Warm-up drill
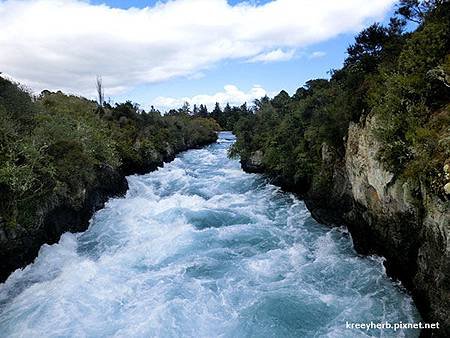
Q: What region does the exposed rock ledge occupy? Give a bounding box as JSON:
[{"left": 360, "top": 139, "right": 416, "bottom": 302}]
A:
[
  {"left": 0, "top": 136, "right": 217, "bottom": 283},
  {"left": 241, "top": 116, "right": 449, "bottom": 337}
]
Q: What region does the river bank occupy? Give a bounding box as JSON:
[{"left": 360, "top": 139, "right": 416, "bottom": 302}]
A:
[
  {"left": 0, "top": 132, "right": 420, "bottom": 337},
  {"left": 0, "top": 134, "right": 217, "bottom": 283},
  {"left": 239, "top": 116, "right": 450, "bottom": 337}
]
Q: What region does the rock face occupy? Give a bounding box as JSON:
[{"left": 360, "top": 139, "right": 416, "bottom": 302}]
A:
[
  {"left": 241, "top": 116, "right": 450, "bottom": 336},
  {"left": 0, "top": 165, "right": 128, "bottom": 283},
  {"left": 342, "top": 117, "right": 449, "bottom": 335},
  {"left": 241, "top": 150, "right": 265, "bottom": 173},
  {"left": 0, "top": 135, "right": 218, "bottom": 283}
]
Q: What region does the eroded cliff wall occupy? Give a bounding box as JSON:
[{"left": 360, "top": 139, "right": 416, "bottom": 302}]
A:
[
  {"left": 240, "top": 116, "right": 450, "bottom": 335},
  {"left": 341, "top": 116, "right": 449, "bottom": 333}
]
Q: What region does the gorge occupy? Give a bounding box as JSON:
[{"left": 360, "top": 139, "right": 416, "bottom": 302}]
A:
[
  {"left": 0, "top": 133, "right": 421, "bottom": 337},
  {"left": 0, "top": 0, "right": 449, "bottom": 336}
]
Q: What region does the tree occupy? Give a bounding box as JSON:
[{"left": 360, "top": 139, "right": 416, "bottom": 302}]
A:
[
  {"left": 210, "top": 102, "right": 223, "bottom": 126},
  {"left": 211, "top": 102, "right": 221, "bottom": 117},
  {"left": 192, "top": 104, "right": 199, "bottom": 116},
  {"left": 149, "top": 105, "right": 160, "bottom": 114},
  {"left": 292, "top": 87, "right": 309, "bottom": 101},
  {"left": 396, "top": 0, "right": 445, "bottom": 24},
  {"left": 345, "top": 23, "right": 392, "bottom": 71},
  {"left": 178, "top": 101, "right": 191, "bottom": 115},
  {"left": 198, "top": 104, "right": 208, "bottom": 117},
  {"left": 223, "top": 103, "right": 232, "bottom": 114},
  {"left": 254, "top": 96, "right": 270, "bottom": 110},
  {"left": 271, "top": 90, "right": 291, "bottom": 114},
  {"left": 166, "top": 109, "right": 178, "bottom": 116},
  {"left": 239, "top": 103, "right": 249, "bottom": 114},
  {"left": 96, "top": 75, "right": 104, "bottom": 107}
]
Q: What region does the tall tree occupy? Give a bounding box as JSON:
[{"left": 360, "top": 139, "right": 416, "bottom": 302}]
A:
[
  {"left": 96, "top": 75, "right": 104, "bottom": 107},
  {"left": 198, "top": 104, "right": 208, "bottom": 117},
  {"left": 178, "top": 101, "right": 191, "bottom": 115},
  {"left": 396, "top": 0, "right": 445, "bottom": 23},
  {"left": 192, "top": 104, "right": 199, "bottom": 116}
]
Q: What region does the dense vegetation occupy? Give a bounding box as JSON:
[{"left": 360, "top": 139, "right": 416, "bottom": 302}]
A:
[
  {"left": 165, "top": 101, "right": 254, "bottom": 131},
  {"left": 0, "top": 79, "right": 219, "bottom": 229},
  {"left": 229, "top": 0, "right": 450, "bottom": 196},
  {"left": 1, "top": 0, "right": 448, "bottom": 234}
]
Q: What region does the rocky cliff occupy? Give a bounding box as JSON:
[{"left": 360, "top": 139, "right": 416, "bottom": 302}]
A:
[
  {"left": 0, "top": 135, "right": 217, "bottom": 283},
  {"left": 342, "top": 116, "right": 449, "bottom": 335},
  {"left": 240, "top": 116, "right": 450, "bottom": 336}
]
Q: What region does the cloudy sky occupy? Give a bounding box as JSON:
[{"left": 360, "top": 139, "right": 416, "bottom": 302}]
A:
[{"left": 0, "top": 0, "right": 397, "bottom": 111}]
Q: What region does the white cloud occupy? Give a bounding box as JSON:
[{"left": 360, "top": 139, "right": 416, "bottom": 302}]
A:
[
  {"left": 0, "top": 0, "right": 395, "bottom": 97},
  {"left": 153, "top": 84, "right": 268, "bottom": 111},
  {"left": 309, "top": 51, "right": 327, "bottom": 59},
  {"left": 248, "top": 49, "right": 295, "bottom": 63}
]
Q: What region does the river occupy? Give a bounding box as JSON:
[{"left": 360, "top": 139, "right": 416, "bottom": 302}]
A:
[{"left": 0, "top": 132, "right": 420, "bottom": 337}]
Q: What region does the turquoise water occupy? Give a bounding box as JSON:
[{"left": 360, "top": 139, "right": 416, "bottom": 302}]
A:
[{"left": 0, "top": 132, "right": 419, "bottom": 337}]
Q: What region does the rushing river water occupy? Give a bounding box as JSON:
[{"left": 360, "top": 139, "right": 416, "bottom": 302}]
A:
[{"left": 0, "top": 132, "right": 420, "bottom": 337}]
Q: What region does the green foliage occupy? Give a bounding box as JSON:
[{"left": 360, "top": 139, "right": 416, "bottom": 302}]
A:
[
  {"left": 210, "top": 102, "right": 252, "bottom": 130},
  {"left": 0, "top": 77, "right": 39, "bottom": 128},
  {"left": 373, "top": 2, "right": 450, "bottom": 186},
  {"left": 0, "top": 79, "right": 218, "bottom": 228},
  {"left": 396, "top": 0, "right": 445, "bottom": 24},
  {"left": 231, "top": 1, "right": 450, "bottom": 196}
]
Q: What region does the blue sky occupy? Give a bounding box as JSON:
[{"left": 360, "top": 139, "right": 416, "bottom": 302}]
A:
[
  {"left": 113, "top": 32, "right": 356, "bottom": 107},
  {"left": 90, "top": 0, "right": 274, "bottom": 8},
  {"left": 0, "top": 0, "right": 398, "bottom": 111}
]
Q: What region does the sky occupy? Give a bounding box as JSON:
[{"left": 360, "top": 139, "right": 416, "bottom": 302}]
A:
[{"left": 0, "top": 0, "right": 398, "bottom": 111}]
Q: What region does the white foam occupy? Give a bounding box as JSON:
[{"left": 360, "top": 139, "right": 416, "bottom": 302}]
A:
[{"left": 0, "top": 132, "right": 421, "bottom": 337}]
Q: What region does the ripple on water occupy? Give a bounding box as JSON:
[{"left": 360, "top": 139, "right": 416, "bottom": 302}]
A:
[{"left": 0, "top": 132, "right": 420, "bottom": 338}]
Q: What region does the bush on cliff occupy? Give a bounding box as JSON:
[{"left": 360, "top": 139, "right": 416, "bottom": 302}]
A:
[
  {"left": 231, "top": 0, "right": 450, "bottom": 197},
  {"left": 0, "top": 77, "right": 218, "bottom": 228}
]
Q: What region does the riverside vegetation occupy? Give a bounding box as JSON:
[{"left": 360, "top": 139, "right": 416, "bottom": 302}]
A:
[
  {"left": 1, "top": 0, "right": 449, "bottom": 335},
  {"left": 0, "top": 78, "right": 219, "bottom": 281},
  {"left": 228, "top": 0, "right": 450, "bottom": 335},
  {"left": 231, "top": 1, "right": 450, "bottom": 195}
]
